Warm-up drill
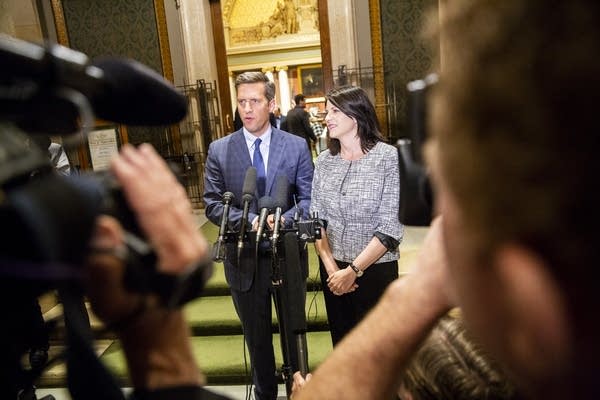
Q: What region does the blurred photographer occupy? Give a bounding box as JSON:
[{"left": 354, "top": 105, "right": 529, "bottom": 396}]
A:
[
  {"left": 84, "top": 143, "right": 229, "bottom": 400},
  {"left": 0, "top": 22, "right": 231, "bottom": 396}
]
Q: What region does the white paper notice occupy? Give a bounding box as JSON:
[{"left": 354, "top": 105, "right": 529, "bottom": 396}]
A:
[{"left": 88, "top": 128, "right": 119, "bottom": 171}]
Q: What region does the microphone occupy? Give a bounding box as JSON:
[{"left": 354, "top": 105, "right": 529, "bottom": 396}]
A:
[
  {"left": 271, "top": 175, "right": 289, "bottom": 247},
  {"left": 213, "top": 192, "right": 234, "bottom": 262},
  {"left": 0, "top": 34, "right": 187, "bottom": 132},
  {"left": 237, "top": 167, "right": 257, "bottom": 260},
  {"left": 255, "top": 195, "right": 275, "bottom": 247}
]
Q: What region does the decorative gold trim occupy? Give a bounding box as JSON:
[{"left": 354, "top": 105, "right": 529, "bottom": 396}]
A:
[
  {"left": 153, "top": 0, "right": 174, "bottom": 83},
  {"left": 50, "top": 0, "right": 69, "bottom": 46},
  {"left": 369, "top": 0, "right": 387, "bottom": 137},
  {"left": 153, "top": 0, "right": 181, "bottom": 153}
]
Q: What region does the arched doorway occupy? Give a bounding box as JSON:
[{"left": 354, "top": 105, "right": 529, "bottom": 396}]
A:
[{"left": 208, "top": 0, "right": 333, "bottom": 133}]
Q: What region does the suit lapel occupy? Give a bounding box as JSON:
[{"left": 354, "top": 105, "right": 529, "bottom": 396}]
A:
[
  {"left": 266, "top": 130, "right": 286, "bottom": 195},
  {"left": 228, "top": 130, "right": 251, "bottom": 169}
]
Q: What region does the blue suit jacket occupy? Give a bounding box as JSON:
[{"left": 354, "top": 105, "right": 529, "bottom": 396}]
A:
[{"left": 204, "top": 128, "right": 314, "bottom": 291}]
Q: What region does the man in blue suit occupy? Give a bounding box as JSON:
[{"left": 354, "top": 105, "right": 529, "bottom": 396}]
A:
[{"left": 204, "top": 71, "right": 314, "bottom": 400}]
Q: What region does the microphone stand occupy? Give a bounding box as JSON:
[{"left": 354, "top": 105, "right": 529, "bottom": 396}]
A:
[
  {"left": 213, "top": 192, "right": 234, "bottom": 262},
  {"left": 236, "top": 193, "right": 252, "bottom": 265},
  {"left": 270, "top": 229, "right": 309, "bottom": 398}
]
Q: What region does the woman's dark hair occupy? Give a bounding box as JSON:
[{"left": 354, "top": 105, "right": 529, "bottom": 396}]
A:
[{"left": 325, "top": 85, "right": 384, "bottom": 155}]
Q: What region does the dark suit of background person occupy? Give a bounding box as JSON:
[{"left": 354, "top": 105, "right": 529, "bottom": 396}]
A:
[
  {"left": 204, "top": 72, "right": 314, "bottom": 400},
  {"left": 281, "top": 94, "right": 316, "bottom": 155}
]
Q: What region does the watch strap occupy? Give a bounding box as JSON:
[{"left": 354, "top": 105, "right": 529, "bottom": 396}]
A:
[{"left": 349, "top": 262, "right": 363, "bottom": 276}]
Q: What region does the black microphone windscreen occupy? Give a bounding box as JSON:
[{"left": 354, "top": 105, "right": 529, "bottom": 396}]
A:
[
  {"left": 274, "top": 175, "right": 289, "bottom": 208},
  {"left": 258, "top": 195, "right": 275, "bottom": 211},
  {"left": 91, "top": 57, "right": 187, "bottom": 126},
  {"left": 13, "top": 94, "right": 80, "bottom": 134},
  {"left": 223, "top": 191, "right": 235, "bottom": 203},
  {"left": 242, "top": 167, "right": 257, "bottom": 197}
]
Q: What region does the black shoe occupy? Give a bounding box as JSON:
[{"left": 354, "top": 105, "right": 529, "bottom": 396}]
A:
[{"left": 29, "top": 349, "right": 49, "bottom": 371}]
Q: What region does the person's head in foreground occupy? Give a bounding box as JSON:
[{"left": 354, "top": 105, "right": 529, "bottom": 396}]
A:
[
  {"left": 426, "top": 0, "right": 600, "bottom": 397},
  {"left": 399, "top": 316, "right": 516, "bottom": 400}
]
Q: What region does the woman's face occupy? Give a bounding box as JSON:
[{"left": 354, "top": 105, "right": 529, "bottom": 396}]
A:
[{"left": 324, "top": 102, "right": 356, "bottom": 140}]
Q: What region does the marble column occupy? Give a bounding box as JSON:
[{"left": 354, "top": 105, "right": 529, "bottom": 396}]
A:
[
  {"left": 179, "top": 0, "right": 218, "bottom": 86},
  {"left": 277, "top": 66, "right": 291, "bottom": 115},
  {"left": 263, "top": 67, "right": 275, "bottom": 84}
]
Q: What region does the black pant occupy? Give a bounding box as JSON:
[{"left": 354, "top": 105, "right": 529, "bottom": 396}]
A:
[
  {"left": 230, "top": 254, "right": 278, "bottom": 400},
  {"left": 320, "top": 259, "right": 398, "bottom": 346}
]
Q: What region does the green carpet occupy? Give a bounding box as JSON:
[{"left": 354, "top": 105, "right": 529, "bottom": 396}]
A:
[
  {"left": 38, "top": 221, "right": 424, "bottom": 388},
  {"left": 96, "top": 219, "right": 333, "bottom": 386},
  {"left": 101, "top": 332, "right": 333, "bottom": 385}
]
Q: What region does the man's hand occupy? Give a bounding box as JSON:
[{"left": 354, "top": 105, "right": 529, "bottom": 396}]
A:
[
  {"left": 111, "top": 143, "right": 209, "bottom": 274},
  {"left": 291, "top": 371, "right": 312, "bottom": 398}
]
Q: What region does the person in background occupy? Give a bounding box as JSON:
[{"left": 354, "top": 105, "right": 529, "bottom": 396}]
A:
[
  {"left": 48, "top": 140, "right": 71, "bottom": 176},
  {"left": 233, "top": 108, "right": 243, "bottom": 132},
  {"left": 30, "top": 134, "right": 72, "bottom": 176},
  {"left": 309, "top": 113, "right": 324, "bottom": 154},
  {"left": 203, "top": 71, "right": 314, "bottom": 400},
  {"left": 273, "top": 106, "right": 285, "bottom": 130},
  {"left": 310, "top": 85, "right": 402, "bottom": 346},
  {"left": 281, "top": 94, "right": 317, "bottom": 155},
  {"left": 292, "top": 1, "right": 600, "bottom": 399}
]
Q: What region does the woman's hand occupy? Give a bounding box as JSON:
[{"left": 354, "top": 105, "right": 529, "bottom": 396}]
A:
[{"left": 327, "top": 267, "right": 358, "bottom": 295}]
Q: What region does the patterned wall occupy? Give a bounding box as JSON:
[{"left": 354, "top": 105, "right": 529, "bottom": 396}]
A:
[
  {"left": 61, "top": 0, "right": 162, "bottom": 73},
  {"left": 60, "top": 0, "right": 166, "bottom": 149},
  {"left": 380, "top": 0, "right": 438, "bottom": 141}
]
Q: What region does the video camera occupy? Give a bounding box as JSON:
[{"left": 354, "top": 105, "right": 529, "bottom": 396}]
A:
[
  {"left": 1, "top": 33, "right": 214, "bottom": 400},
  {"left": 1, "top": 31, "right": 215, "bottom": 394},
  {"left": 397, "top": 73, "right": 437, "bottom": 226},
  {"left": 0, "top": 34, "right": 210, "bottom": 305}
]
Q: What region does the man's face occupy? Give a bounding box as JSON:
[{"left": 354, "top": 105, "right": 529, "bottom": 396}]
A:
[{"left": 237, "top": 82, "right": 274, "bottom": 136}]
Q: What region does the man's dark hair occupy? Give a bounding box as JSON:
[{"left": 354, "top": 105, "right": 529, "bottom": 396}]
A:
[
  {"left": 294, "top": 94, "right": 306, "bottom": 104},
  {"left": 235, "top": 71, "right": 275, "bottom": 101}
]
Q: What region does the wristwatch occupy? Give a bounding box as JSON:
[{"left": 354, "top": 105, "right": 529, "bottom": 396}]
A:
[{"left": 349, "top": 262, "right": 363, "bottom": 277}]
